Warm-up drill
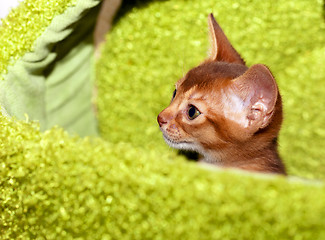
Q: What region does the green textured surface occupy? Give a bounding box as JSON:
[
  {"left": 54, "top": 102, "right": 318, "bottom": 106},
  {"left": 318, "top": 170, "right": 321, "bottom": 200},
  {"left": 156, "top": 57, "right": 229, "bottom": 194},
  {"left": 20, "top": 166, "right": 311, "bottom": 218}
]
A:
[
  {"left": 0, "top": 0, "right": 325, "bottom": 238},
  {"left": 0, "top": 0, "right": 100, "bottom": 136},
  {"left": 1, "top": 114, "right": 325, "bottom": 239},
  {"left": 0, "top": 0, "right": 77, "bottom": 78},
  {"left": 97, "top": 0, "right": 325, "bottom": 179}
]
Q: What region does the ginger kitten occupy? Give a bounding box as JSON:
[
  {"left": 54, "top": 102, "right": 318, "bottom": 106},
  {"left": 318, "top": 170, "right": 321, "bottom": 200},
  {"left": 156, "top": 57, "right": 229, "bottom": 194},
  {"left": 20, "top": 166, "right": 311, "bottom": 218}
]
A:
[{"left": 157, "top": 14, "right": 286, "bottom": 174}]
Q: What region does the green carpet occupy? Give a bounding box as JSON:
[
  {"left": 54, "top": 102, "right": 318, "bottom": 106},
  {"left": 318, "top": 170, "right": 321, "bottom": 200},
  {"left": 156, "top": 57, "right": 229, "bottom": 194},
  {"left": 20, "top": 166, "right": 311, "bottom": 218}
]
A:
[
  {"left": 1, "top": 0, "right": 325, "bottom": 238},
  {"left": 0, "top": 0, "right": 98, "bottom": 136}
]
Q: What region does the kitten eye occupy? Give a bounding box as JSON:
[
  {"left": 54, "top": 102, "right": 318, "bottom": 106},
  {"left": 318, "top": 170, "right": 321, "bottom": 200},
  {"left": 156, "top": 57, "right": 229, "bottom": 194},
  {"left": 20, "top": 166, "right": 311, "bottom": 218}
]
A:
[
  {"left": 187, "top": 105, "right": 201, "bottom": 120},
  {"left": 172, "top": 89, "right": 177, "bottom": 100}
]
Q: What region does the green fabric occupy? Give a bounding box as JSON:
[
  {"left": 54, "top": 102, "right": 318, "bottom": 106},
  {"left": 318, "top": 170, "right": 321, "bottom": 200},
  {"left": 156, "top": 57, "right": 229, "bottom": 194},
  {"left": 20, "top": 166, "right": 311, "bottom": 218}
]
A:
[
  {"left": 1, "top": 114, "right": 325, "bottom": 239},
  {"left": 1, "top": 0, "right": 325, "bottom": 238},
  {"left": 0, "top": 0, "right": 100, "bottom": 136},
  {"left": 43, "top": 4, "right": 99, "bottom": 136},
  {"left": 0, "top": 0, "right": 76, "bottom": 77}
]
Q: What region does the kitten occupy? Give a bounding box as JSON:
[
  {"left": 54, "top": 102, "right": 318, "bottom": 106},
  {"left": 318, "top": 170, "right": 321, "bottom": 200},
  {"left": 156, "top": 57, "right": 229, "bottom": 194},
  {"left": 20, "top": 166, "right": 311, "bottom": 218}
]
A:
[{"left": 157, "top": 14, "right": 286, "bottom": 174}]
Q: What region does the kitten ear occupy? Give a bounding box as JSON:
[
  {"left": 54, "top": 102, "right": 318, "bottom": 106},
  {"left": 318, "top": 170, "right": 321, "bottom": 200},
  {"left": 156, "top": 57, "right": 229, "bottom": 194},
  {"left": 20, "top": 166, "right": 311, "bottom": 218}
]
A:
[
  {"left": 208, "top": 13, "right": 245, "bottom": 65},
  {"left": 232, "top": 64, "right": 278, "bottom": 131}
]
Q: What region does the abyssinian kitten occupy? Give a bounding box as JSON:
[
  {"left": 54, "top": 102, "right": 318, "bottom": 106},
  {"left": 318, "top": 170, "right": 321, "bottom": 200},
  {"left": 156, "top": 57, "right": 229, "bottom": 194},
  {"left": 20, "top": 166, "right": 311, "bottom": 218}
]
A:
[{"left": 157, "top": 14, "right": 286, "bottom": 175}]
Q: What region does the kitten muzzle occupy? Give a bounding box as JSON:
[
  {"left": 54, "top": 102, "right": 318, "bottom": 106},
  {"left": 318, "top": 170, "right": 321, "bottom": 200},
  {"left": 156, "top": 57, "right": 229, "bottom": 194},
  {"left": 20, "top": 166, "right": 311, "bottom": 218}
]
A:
[{"left": 162, "top": 134, "right": 199, "bottom": 152}]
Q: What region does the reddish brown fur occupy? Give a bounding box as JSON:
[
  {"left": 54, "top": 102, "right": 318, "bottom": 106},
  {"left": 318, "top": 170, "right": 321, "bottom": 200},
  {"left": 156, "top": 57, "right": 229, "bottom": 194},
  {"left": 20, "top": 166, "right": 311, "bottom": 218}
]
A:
[{"left": 157, "top": 14, "right": 286, "bottom": 174}]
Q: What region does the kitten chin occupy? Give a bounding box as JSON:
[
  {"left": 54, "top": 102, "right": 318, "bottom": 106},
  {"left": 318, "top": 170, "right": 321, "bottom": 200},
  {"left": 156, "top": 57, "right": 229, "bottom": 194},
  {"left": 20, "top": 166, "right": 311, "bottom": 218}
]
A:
[
  {"left": 162, "top": 134, "right": 217, "bottom": 162},
  {"left": 163, "top": 134, "right": 223, "bottom": 164},
  {"left": 162, "top": 134, "right": 199, "bottom": 152}
]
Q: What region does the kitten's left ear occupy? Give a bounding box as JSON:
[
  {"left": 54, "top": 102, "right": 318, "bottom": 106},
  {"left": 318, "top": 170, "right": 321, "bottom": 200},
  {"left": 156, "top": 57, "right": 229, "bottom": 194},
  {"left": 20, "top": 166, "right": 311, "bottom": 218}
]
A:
[
  {"left": 208, "top": 14, "right": 245, "bottom": 65},
  {"left": 232, "top": 64, "right": 278, "bottom": 131}
]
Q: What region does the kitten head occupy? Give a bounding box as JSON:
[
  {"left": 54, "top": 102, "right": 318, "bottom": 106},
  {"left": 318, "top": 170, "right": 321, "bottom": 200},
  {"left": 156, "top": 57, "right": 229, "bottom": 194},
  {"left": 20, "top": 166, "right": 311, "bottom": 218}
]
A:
[{"left": 157, "top": 14, "right": 282, "bottom": 162}]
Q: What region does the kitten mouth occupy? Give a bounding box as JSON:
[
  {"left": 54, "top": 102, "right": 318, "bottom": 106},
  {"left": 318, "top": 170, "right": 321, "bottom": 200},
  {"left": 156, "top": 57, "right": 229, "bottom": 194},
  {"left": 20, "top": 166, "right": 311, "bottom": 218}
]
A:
[
  {"left": 162, "top": 134, "right": 197, "bottom": 151},
  {"left": 162, "top": 134, "right": 188, "bottom": 145}
]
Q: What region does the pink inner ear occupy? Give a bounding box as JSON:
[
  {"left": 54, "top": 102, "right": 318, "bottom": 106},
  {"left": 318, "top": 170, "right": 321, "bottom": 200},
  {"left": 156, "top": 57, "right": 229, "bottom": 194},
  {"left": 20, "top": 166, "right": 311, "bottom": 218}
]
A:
[
  {"left": 208, "top": 14, "right": 245, "bottom": 65},
  {"left": 233, "top": 64, "right": 278, "bottom": 114}
]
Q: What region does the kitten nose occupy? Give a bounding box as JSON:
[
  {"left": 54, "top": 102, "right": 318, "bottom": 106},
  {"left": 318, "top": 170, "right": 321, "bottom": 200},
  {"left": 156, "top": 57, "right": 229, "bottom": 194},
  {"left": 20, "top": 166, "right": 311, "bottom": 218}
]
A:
[{"left": 157, "top": 113, "right": 167, "bottom": 127}]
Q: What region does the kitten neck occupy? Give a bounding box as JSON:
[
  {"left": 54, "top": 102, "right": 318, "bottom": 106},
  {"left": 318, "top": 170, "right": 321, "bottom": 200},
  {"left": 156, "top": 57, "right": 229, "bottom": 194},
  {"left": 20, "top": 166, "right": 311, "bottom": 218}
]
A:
[{"left": 202, "top": 136, "right": 286, "bottom": 174}]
